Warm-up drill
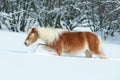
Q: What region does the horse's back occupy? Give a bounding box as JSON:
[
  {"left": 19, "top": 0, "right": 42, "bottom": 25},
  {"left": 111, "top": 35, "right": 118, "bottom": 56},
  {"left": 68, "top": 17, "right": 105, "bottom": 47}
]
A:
[{"left": 61, "top": 31, "right": 99, "bottom": 44}]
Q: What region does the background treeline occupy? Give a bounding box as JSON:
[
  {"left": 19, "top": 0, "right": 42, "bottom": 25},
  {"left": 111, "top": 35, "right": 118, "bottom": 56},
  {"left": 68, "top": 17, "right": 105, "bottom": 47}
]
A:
[{"left": 0, "top": 0, "right": 120, "bottom": 39}]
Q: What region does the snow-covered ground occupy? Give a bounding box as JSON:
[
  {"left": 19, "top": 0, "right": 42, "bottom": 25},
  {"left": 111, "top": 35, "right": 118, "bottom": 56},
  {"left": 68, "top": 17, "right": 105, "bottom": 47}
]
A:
[{"left": 0, "top": 31, "right": 120, "bottom": 80}]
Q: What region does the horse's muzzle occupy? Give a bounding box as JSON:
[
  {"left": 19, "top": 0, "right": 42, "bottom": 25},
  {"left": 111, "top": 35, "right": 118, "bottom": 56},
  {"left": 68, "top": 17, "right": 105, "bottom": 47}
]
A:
[{"left": 24, "top": 42, "right": 29, "bottom": 46}]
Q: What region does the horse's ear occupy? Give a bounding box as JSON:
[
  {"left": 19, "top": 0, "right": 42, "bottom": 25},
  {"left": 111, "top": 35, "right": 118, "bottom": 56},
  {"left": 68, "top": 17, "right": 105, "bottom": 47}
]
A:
[
  {"left": 32, "top": 27, "right": 38, "bottom": 32},
  {"left": 27, "top": 26, "right": 37, "bottom": 33}
]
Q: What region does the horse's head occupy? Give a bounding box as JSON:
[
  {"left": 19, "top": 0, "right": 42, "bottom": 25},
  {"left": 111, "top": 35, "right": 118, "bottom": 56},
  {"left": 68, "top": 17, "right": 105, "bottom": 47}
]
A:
[{"left": 24, "top": 27, "right": 39, "bottom": 46}]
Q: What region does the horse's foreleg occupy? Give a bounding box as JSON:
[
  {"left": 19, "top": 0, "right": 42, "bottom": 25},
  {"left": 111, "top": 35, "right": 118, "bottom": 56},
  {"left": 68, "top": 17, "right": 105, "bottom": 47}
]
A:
[
  {"left": 42, "top": 45, "right": 54, "bottom": 52},
  {"left": 34, "top": 43, "right": 46, "bottom": 53},
  {"left": 56, "top": 49, "right": 62, "bottom": 56}
]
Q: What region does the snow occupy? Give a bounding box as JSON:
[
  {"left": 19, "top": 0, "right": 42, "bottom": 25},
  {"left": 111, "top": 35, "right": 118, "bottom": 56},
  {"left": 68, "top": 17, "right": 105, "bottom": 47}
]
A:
[{"left": 0, "top": 31, "right": 120, "bottom": 80}]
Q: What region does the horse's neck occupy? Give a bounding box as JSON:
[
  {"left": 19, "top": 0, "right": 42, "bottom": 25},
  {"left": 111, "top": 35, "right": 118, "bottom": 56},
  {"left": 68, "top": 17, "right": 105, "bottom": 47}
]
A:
[{"left": 37, "top": 27, "right": 65, "bottom": 45}]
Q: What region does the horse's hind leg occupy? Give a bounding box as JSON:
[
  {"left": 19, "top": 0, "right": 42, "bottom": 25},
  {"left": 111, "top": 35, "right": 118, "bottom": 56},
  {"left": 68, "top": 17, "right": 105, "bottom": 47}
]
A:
[
  {"left": 85, "top": 49, "right": 106, "bottom": 59},
  {"left": 90, "top": 49, "right": 106, "bottom": 59},
  {"left": 85, "top": 50, "right": 92, "bottom": 58},
  {"left": 96, "top": 51, "right": 106, "bottom": 59}
]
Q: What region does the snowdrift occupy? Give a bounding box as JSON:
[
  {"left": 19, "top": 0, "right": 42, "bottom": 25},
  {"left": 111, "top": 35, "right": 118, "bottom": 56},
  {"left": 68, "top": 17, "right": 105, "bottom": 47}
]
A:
[{"left": 0, "top": 31, "right": 120, "bottom": 80}]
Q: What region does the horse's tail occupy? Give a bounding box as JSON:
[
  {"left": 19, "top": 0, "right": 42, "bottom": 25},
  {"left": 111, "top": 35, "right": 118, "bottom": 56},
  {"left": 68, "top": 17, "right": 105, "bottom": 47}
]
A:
[{"left": 85, "top": 32, "right": 106, "bottom": 59}]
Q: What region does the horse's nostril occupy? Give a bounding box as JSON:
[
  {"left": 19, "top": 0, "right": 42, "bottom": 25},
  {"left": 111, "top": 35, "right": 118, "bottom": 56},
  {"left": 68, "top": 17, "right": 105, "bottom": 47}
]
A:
[
  {"left": 24, "top": 42, "right": 26, "bottom": 45},
  {"left": 24, "top": 42, "right": 28, "bottom": 46}
]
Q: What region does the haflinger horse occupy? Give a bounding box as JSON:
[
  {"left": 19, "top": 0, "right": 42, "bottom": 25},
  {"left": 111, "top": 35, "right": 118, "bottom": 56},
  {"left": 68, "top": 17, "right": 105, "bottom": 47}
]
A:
[{"left": 24, "top": 27, "right": 106, "bottom": 59}]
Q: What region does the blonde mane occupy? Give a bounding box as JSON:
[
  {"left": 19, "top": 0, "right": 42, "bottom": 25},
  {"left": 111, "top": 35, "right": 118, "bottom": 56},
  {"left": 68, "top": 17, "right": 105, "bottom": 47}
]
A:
[{"left": 37, "top": 27, "right": 66, "bottom": 45}]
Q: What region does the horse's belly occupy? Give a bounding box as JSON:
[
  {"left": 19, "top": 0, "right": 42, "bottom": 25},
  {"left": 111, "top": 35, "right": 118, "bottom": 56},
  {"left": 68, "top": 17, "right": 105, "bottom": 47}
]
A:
[{"left": 63, "top": 46, "right": 85, "bottom": 54}]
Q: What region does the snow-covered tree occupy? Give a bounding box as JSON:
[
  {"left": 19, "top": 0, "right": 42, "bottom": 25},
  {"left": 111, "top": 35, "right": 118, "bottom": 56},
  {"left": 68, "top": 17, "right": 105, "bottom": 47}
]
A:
[{"left": 0, "top": 0, "right": 120, "bottom": 39}]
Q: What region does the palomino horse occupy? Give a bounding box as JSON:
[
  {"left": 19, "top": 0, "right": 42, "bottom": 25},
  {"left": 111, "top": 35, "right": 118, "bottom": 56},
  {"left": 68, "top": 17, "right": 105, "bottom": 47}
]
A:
[{"left": 24, "top": 27, "right": 106, "bottom": 59}]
